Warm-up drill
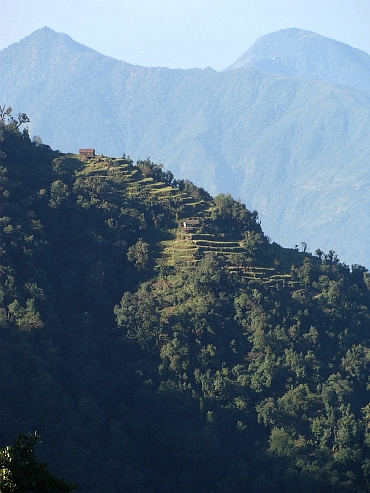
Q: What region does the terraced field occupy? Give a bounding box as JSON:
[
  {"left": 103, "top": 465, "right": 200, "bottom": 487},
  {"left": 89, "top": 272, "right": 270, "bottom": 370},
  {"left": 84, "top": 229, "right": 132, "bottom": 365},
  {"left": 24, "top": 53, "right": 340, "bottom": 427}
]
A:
[{"left": 76, "top": 154, "right": 300, "bottom": 288}]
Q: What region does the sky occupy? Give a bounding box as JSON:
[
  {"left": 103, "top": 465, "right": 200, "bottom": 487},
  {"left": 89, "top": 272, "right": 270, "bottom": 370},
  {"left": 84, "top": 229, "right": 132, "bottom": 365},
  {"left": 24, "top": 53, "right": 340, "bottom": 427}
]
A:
[{"left": 1, "top": 0, "right": 370, "bottom": 71}]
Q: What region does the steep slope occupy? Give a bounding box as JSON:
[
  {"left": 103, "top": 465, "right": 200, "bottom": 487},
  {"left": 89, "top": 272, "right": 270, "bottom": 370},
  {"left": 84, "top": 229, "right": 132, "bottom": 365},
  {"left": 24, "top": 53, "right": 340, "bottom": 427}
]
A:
[
  {"left": 2, "top": 28, "right": 370, "bottom": 266},
  {"left": 226, "top": 28, "right": 370, "bottom": 92},
  {"left": 2, "top": 121, "right": 370, "bottom": 493}
]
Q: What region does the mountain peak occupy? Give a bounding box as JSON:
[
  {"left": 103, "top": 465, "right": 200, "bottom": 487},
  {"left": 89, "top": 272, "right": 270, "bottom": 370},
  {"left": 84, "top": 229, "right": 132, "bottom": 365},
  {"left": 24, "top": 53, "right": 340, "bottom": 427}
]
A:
[
  {"left": 6, "top": 26, "right": 97, "bottom": 57},
  {"left": 33, "top": 26, "right": 55, "bottom": 34},
  {"left": 225, "top": 28, "right": 370, "bottom": 92}
]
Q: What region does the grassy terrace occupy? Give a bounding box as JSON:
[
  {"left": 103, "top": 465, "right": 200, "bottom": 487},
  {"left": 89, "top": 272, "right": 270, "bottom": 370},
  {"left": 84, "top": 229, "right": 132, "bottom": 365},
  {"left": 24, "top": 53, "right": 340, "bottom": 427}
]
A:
[{"left": 77, "top": 154, "right": 299, "bottom": 287}]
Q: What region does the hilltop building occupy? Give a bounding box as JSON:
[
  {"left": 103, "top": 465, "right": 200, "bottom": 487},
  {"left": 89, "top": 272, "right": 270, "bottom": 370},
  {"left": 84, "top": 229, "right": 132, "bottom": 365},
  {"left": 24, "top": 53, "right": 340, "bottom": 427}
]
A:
[{"left": 79, "top": 148, "right": 95, "bottom": 158}]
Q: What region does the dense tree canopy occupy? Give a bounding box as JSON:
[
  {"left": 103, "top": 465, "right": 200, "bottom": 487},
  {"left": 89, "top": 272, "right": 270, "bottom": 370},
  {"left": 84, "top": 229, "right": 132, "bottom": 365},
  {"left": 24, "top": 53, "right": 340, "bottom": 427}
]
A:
[
  {"left": 1, "top": 114, "right": 370, "bottom": 492},
  {"left": 0, "top": 433, "right": 78, "bottom": 493}
]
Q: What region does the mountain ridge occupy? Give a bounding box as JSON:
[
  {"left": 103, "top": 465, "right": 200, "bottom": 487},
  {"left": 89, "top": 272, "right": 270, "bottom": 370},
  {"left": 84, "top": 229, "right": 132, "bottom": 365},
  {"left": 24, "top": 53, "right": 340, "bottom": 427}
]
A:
[
  {"left": 1, "top": 28, "right": 370, "bottom": 266},
  {"left": 226, "top": 28, "right": 370, "bottom": 92}
]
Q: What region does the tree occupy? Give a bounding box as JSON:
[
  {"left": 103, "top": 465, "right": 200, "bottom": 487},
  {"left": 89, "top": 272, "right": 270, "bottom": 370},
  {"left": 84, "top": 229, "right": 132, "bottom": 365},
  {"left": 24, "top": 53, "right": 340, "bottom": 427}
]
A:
[
  {"left": 114, "top": 287, "right": 161, "bottom": 350},
  {"left": 268, "top": 427, "right": 293, "bottom": 458},
  {"left": 241, "top": 230, "right": 263, "bottom": 257},
  {"left": 0, "top": 433, "right": 78, "bottom": 493},
  {"left": 315, "top": 248, "right": 324, "bottom": 259},
  {"left": 0, "top": 105, "right": 12, "bottom": 122},
  {"left": 0, "top": 106, "right": 30, "bottom": 131},
  {"left": 127, "top": 239, "right": 149, "bottom": 270},
  {"left": 211, "top": 193, "right": 260, "bottom": 233},
  {"left": 325, "top": 249, "right": 339, "bottom": 264}
]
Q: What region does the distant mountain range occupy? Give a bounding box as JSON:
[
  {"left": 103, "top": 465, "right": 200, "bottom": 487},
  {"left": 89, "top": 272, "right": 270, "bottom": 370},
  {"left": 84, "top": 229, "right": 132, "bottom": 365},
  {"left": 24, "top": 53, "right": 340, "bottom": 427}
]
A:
[{"left": 1, "top": 27, "right": 370, "bottom": 266}]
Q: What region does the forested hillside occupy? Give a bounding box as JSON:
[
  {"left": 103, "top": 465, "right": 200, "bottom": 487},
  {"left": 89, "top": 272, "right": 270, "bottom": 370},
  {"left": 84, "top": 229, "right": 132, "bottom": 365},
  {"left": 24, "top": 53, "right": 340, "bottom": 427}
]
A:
[
  {"left": 2, "top": 28, "right": 370, "bottom": 266},
  {"left": 2, "top": 113, "right": 370, "bottom": 492}
]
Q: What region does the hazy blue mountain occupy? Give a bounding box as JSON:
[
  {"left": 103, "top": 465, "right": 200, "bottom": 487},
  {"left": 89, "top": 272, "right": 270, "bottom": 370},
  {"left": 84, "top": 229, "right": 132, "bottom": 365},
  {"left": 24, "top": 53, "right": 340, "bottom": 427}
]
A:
[
  {"left": 2, "top": 27, "right": 370, "bottom": 266},
  {"left": 226, "top": 28, "right": 370, "bottom": 92}
]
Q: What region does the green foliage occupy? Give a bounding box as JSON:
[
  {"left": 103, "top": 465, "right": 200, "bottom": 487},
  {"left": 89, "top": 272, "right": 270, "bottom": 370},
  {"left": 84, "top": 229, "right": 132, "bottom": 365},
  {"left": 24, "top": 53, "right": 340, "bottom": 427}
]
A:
[
  {"left": 0, "top": 105, "right": 30, "bottom": 132},
  {"left": 127, "top": 239, "right": 149, "bottom": 270},
  {"left": 0, "top": 433, "right": 78, "bottom": 493},
  {"left": 211, "top": 193, "right": 260, "bottom": 233},
  {"left": 2, "top": 126, "right": 370, "bottom": 492}
]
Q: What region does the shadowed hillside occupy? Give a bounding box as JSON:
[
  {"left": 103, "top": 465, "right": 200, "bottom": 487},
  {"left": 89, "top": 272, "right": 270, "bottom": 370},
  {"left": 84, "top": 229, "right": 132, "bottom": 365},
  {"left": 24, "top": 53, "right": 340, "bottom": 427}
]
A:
[{"left": 2, "top": 113, "right": 370, "bottom": 493}]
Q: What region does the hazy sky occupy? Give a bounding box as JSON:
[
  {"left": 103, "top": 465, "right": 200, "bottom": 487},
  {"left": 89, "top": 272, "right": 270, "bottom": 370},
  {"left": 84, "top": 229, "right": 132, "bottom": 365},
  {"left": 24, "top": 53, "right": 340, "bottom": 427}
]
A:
[{"left": 1, "top": 0, "right": 370, "bottom": 70}]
